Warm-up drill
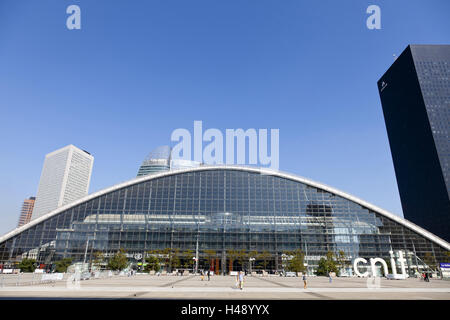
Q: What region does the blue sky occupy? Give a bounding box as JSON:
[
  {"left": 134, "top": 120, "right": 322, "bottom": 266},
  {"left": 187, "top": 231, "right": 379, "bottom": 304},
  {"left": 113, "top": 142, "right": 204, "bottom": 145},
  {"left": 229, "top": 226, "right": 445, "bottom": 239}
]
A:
[{"left": 0, "top": 0, "right": 449, "bottom": 235}]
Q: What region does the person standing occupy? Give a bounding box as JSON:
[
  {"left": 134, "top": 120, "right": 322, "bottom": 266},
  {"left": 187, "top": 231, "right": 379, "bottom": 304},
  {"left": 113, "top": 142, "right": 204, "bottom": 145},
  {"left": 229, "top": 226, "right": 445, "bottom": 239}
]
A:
[
  {"left": 239, "top": 271, "right": 244, "bottom": 290},
  {"left": 207, "top": 270, "right": 210, "bottom": 281},
  {"left": 328, "top": 273, "right": 332, "bottom": 283},
  {"left": 201, "top": 270, "right": 204, "bottom": 281},
  {"left": 303, "top": 274, "right": 307, "bottom": 289}
]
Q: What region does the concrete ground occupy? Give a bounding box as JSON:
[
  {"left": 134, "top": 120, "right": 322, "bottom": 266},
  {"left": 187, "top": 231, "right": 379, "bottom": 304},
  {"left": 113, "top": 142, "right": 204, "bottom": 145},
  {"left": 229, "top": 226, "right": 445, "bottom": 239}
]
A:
[{"left": 0, "top": 274, "right": 449, "bottom": 299}]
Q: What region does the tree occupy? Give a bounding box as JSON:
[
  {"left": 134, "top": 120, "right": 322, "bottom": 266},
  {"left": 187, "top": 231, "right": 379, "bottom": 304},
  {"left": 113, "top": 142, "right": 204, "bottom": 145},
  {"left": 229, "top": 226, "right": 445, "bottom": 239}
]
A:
[
  {"left": 18, "top": 258, "right": 36, "bottom": 272},
  {"left": 227, "top": 250, "right": 239, "bottom": 272},
  {"left": 93, "top": 251, "right": 105, "bottom": 269},
  {"left": 144, "top": 256, "right": 161, "bottom": 272},
  {"left": 159, "top": 248, "right": 172, "bottom": 270},
  {"left": 236, "top": 249, "right": 247, "bottom": 271},
  {"left": 107, "top": 249, "right": 128, "bottom": 271},
  {"left": 337, "top": 250, "right": 348, "bottom": 275},
  {"left": 55, "top": 258, "right": 72, "bottom": 273},
  {"left": 316, "top": 251, "right": 338, "bottom": 276},
  {"left": 445, "top": 251, "right": 450, "bottom": 263},
  {"left": 155, "top": 248, "right": 182, "bottom": 271},
  {"left": 249, "top": 250, "right": 259, "bottom": 258},
  {"left": 169, "top": 248, "right": 181, "bottom": 270},
  {"left": 286, "top": 249, "right": 306, "bottom": 273},
  {"left": 204, "top": 249, "right": 216, "bottom": 270},
  {"left": 182, "top": 250, "right": 194, "bottom": 269},
  {"left": 423, "top": 252, "right": 437, "bottom": 270},
  {"left": 257, "top": 251, "right": 272, "bottom": 271}
]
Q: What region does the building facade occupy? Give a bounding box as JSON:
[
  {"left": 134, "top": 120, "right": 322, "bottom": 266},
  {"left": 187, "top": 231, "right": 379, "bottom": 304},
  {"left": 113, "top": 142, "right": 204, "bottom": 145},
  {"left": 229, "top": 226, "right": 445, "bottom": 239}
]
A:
[
  {"left": 17, "top": 197, "right": 35, "bottom": 228},
  {"left": 137, "top": 146, "right": 201, "bottom": 177},
  {"left": 1, "top": 166, "right": 449, "bottom": 274},
  {"left": 378, "top": 45, "right": 450, "bottom": 242},
  {"left": 137, "top": 146, "right": 171, "bottom": 177},
  {"left": 32, "top": 145, "right": 94, "bottom": 220}
]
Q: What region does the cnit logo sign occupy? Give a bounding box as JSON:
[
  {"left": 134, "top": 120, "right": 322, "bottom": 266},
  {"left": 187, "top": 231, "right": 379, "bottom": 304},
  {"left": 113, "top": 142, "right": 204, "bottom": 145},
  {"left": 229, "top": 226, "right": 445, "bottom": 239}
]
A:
[{"left": 353, "top": 250, "right": 408, "bottom": 278}]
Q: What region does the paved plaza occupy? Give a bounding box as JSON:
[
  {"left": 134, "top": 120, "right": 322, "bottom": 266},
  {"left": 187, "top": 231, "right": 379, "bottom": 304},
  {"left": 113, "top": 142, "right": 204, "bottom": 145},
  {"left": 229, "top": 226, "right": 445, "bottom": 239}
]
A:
[{"left": 0, "top": 274, "right": 449, "bottom": 299}]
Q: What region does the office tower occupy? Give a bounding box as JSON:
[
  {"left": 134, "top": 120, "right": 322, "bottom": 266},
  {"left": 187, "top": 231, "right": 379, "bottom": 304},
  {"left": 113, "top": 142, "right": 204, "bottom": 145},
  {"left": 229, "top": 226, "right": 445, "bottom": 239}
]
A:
[
  {"left": 32, "top": 145, "right": 94, "bottom": 220},
  {"left": 137, "top": 146, "right": 202, "bottom": 177},
  {"left": 378, "top": 44, "right": 450, "bottom": 242},
  {"left": 170, "top": 159, "right": 201, "bottom": 171},
  {"left": 17, "top": 197, "right": 35, "bottom": 227},
  {"left": 137, "top": 146, "right": 171, "bottom": 177}
]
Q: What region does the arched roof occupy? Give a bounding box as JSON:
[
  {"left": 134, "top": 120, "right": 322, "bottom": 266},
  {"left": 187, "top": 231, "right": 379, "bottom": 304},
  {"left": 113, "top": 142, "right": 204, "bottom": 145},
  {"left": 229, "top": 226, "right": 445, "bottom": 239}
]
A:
[{"left": 1, "top": 166, "right": 449, "bottom": 251}]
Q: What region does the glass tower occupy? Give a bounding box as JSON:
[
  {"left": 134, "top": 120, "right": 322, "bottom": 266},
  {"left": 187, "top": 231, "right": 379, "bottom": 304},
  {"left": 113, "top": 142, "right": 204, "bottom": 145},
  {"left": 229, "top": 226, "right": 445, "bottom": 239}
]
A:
[
  {"left": 378, "top": 45, "right": 450, "bottom": 242},
  {"left": 137, "top": 146, "right": 171, "bottom": 177}
]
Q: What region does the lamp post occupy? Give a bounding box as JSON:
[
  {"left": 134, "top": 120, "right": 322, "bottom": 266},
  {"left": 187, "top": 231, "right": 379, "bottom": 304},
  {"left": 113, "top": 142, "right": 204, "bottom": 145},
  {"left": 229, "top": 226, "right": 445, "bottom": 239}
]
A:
[
  {"left": 304, "top": 241, "right": 309, "bottom": 275},
  {"left": 194, "top": 237, "right": 199, "bottom": 274},
  {"left": 83, "top": 238, "right": 90, "bottom": 265},
  {"left": 83, "top": 236, "right": 94, "bottom": 271},
  {"left": 249, "top": 257, "right": 255, "bottom": 275},
  {"left": 192, "top": 257, "right": 197, "bottom": 274}
]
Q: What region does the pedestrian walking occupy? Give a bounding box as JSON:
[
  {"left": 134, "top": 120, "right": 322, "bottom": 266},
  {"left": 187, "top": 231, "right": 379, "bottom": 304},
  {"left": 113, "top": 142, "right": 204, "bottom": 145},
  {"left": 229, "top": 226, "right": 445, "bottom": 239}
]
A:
[
  {"left": 303, "top": 274, "right": 307, "bottom": 289},
  {"left": 201, "top": 270, "right": 204, "bottom": 281},
  {"left": 328, "top": 273, "right": 332, "bottom": 283},
  {"left": 239, "top": 271, "right": 244, "bottom": 290},
  {"left": 207, "top": 270, "right": 210, "bottom": 281}
]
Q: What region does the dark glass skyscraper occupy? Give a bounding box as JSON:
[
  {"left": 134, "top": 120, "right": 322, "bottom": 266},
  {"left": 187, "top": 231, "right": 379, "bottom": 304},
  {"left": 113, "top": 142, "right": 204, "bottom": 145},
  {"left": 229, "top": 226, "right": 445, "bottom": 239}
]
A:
[{"left": 378, "top": 45, "right": 450, "bottom": 242}]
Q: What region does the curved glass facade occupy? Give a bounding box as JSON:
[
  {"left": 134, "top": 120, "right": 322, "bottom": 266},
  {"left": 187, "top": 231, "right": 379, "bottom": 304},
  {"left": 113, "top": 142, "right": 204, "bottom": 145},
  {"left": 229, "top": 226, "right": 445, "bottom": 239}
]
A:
[{"left": 0, "top": 168, "right": 448, "bottom": 273}]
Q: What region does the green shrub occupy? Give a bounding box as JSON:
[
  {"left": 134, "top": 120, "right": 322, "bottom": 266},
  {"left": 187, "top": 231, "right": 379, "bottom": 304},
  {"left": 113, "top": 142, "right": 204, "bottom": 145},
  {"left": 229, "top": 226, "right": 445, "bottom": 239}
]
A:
[
  {"left": 55, "top": 258, "right": 72, "bottom": 272},
  {"left": 108, "top": 250, "right": 128, "bottom": 271},
  {"left": 18, "top": 258, "right": 37, "bottom": 272},
  {"left": 144, "top": 256, "right": 160, "bottom": 272},
  {"left": 316, "top": 251, "right": 338, "bottom": 276}
]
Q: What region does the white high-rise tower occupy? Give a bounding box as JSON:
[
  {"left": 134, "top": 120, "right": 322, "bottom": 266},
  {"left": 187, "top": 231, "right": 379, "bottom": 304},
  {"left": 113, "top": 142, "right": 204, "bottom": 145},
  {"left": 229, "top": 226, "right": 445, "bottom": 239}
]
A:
[{"left": 32, "top": 145, "right": 94, "bottom": 220}]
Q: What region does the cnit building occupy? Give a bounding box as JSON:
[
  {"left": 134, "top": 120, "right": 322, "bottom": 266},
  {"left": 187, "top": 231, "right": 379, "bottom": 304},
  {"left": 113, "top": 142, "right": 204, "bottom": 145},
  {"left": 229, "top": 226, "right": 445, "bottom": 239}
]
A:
[{"left": 0, "top": 163, "right": 449, "bottom": 275}]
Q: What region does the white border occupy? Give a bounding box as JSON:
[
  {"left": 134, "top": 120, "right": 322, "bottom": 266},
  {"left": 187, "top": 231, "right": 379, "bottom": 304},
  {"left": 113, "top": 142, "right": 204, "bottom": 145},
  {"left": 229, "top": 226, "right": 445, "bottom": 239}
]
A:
[{"left": 1, "top": 166, "right": 449, "bottom": 251}]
